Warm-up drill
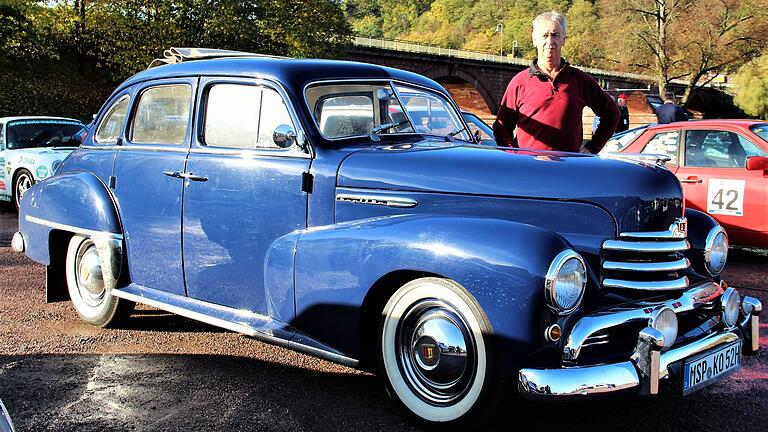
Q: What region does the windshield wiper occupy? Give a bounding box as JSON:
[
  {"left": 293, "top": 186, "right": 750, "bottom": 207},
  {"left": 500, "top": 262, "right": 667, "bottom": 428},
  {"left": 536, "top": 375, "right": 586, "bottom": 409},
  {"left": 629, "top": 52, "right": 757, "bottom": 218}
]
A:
[
  {"left": 444, "top": 127, "right": 467, "bottom": 143},
  {"left": 369, "top": 120, "right": 412, "bottom": 142}
]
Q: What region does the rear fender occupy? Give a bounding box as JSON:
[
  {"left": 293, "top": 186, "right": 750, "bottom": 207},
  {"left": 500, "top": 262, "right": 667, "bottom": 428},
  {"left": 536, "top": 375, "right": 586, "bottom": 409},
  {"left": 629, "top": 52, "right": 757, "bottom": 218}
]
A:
[
  {"left": 292, "top": 215, "right": 581, "bottom": 369},
  {"left": 18, "top": 171, "right": 123, "bottom": 301}
]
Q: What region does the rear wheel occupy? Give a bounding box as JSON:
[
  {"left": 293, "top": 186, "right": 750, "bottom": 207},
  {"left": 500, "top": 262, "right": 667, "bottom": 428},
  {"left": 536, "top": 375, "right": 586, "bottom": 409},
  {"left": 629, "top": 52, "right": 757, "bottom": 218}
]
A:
[
  {"left": 66, "top": 235, "right": 133, "bottom": 327},
  {"left": 13, "top": 169, "right": 34, "bottom": 211},
  {"left": 378, "top": 277, "right": 502, "bottom": 426}
]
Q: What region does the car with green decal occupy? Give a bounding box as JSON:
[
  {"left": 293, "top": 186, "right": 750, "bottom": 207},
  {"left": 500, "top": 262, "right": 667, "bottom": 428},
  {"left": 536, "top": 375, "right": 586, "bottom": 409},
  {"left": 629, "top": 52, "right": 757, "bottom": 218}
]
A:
[{"left": 0, "top": 117, "right": 86, "bottom": 209}]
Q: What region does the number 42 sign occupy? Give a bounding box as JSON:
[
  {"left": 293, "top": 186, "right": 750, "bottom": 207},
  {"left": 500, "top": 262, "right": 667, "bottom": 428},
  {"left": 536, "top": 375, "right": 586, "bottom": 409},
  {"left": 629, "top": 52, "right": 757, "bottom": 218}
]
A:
[{"left": 707, "top": 179, "right": 745, "bottom": 216}]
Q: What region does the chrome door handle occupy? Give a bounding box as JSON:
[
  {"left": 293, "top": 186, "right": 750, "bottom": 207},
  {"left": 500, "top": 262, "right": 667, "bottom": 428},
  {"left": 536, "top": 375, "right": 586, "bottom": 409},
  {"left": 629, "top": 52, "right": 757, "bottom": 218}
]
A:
[
  {"left": 163, "top": 171, "right": 183, "bottom": 178},
  {"left": 679, "top": 178, "right": 703, "bottom": 184},
  {"left": 178, "top": 172, "right": 208, "bottom": 182}
]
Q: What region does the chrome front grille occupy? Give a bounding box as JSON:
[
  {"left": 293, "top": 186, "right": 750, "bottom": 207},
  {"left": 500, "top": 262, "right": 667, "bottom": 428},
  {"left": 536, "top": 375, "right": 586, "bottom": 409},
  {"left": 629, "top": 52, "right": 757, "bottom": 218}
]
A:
[{"left": 601, "top": 218, "right": 691, "bottom": 291}]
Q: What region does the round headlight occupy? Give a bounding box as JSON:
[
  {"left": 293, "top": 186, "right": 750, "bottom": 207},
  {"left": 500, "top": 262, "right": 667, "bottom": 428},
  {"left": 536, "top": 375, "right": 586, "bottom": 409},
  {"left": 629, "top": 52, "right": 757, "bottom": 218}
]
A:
[
  {"left": 545, "top": 250, "right": 587, "bottom": 315},
  {"left": 649, "top": 307, "right": 678, "bottom": 350},
  {"left": 705, "top": 227, "right": 728, "bottom": 276},
  {"left": 721, "top": 287, "right": 741, "bottom": 328}
]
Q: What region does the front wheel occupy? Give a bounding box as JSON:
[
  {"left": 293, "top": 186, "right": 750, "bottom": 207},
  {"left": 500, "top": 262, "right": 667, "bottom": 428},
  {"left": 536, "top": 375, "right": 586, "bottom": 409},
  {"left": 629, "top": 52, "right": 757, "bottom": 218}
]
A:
[
  {"left": 13, "top": 169, "right": 34, "bottom": 211},
  {"left": 378, "top": 277, "right": 502, "bottom": 426},
  {"left": 66, "top": 235, "right": 133, "bottom": 327}
]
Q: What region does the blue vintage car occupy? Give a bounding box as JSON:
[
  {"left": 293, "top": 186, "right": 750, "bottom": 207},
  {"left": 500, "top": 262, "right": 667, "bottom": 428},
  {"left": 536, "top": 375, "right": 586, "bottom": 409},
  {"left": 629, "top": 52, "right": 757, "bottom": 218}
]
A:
[{"left": 12, "top": 49, "right": 762, "bottom": 426}]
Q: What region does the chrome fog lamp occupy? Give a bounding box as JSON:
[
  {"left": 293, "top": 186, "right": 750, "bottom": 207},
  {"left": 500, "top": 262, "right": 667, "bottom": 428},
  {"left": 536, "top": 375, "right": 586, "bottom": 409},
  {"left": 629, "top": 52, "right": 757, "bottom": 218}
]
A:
[
  {"left": 721, "top": 287, "right": 741, "bottom": 328},
  {"left": 649, "top": 307, "right": 678, "bottom": 350},
  {"left": 705, "top": 227, "right": 728, "bottom": 276},
  {"left": 545, "top": 250, "right": 587, "bottom": 315}
]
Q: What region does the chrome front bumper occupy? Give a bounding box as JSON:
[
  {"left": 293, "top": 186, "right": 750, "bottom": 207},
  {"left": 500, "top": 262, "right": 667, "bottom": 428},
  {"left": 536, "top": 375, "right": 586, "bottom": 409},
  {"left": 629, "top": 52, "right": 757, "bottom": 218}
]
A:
[{"left": 518, "top": 294, "right": 762, "bottom": 400}]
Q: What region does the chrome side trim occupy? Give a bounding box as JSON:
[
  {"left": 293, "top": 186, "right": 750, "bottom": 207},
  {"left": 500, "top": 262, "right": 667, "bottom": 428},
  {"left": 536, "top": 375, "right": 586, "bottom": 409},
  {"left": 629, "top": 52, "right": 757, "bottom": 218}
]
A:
[
  {"left": 336, "top": 193, "right": 417, "bottom": 208},
  {"left": 25, "top": 216, "right": 123, "bottom": 240},
  {"left": 619, "top": 217, "right": 687, "bottom": 239},
  {"left": 519, "top": 330, "right": 739, "bottom": 399},
  {"left": 602, "top": 239, "right": 690, "bottom": 252},
  {"left": 602, "top": 276, "right": 689, "bottom": 291},
  {"left": 563, "top": 281, "right": 723, "bottom": 361},
  {"left": 112, "top": 284, "right": 359, "bottom": 367},
  {"left": 603, "top": 258, "right": 689, "bottom": 272}
]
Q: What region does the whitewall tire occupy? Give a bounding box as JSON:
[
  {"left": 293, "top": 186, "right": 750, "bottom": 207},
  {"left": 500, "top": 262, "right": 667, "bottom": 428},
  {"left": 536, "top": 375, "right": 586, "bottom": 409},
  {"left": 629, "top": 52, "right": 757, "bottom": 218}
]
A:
[
  {"left": 379, "top": 277, "right": 501, "bottom": 425},
  {"left": 66, "top": 235, "right": 132, "bottom": 327}
]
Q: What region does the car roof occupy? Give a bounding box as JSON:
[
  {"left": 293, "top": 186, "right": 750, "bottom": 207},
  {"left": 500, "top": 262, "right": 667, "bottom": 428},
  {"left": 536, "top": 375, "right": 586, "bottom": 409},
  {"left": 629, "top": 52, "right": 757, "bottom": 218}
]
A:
[
  {"left": 119, "top": 57, "right": 445, "bottom": 96},
  {"left": 646, "top": 119, "right": 766, "bottom": 131},
  {"left": 0, "top": 116, "right": 84, "bottom": 123}
]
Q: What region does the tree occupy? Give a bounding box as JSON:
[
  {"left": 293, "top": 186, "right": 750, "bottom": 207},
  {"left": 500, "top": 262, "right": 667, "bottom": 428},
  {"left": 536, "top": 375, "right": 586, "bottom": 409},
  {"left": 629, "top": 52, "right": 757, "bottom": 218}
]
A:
[
  {"left": 675, "top": 0, "right": 768, "bottom": 103},
  {"left": 733, "top": 54, "right": 768, "bottom": 119},
  {"left": 564, "top": 0, "right": 603, "bottom": 67},
  {"left": 603, "top": 0, "right": 696, "bottom": 99}
]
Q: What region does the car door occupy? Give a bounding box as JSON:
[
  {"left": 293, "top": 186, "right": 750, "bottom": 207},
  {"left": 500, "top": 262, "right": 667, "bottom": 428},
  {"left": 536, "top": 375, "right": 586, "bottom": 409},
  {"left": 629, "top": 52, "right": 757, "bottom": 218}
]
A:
[
  {"left": 675, "top": 127, "right": 768, "bottom": 243},
  {"left": 182, "top": 77, "right": 311, "bottom": 318},
  {"left": 112, "top": 78, "right": 196, "bottom": 296}
]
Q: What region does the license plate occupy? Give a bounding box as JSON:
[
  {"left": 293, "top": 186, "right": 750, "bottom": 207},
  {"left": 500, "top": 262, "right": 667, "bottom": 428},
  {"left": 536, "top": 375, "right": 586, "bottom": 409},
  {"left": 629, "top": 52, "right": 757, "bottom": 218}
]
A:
[{"left": 683, "top": 341, "right": 741, "bottom": 395}]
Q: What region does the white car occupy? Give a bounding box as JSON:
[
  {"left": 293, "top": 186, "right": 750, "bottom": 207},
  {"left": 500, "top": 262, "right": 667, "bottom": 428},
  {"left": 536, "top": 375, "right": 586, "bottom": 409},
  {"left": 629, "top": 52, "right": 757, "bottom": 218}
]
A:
[{"left": 0, "top": 116, "right": 86, "bottom": 209}]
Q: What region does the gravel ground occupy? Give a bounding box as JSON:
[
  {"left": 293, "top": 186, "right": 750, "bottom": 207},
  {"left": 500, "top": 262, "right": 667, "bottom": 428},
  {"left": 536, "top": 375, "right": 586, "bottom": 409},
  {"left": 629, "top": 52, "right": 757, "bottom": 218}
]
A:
[{"left": 0, "top": 204, "right": 766, "bottom": 431}]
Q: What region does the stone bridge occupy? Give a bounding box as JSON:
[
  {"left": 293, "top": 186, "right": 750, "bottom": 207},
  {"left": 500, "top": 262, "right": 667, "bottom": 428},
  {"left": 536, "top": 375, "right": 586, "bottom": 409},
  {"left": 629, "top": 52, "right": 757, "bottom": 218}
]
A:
[{"left": 345, "top": 37, "right": 688, "bottom": 126}]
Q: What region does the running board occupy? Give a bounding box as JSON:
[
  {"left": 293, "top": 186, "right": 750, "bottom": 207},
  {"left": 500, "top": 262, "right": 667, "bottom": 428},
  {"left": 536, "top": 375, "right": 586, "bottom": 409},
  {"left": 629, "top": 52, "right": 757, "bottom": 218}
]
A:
[{"left": 112, "top": 284, "right": 359, "bottom": 367}]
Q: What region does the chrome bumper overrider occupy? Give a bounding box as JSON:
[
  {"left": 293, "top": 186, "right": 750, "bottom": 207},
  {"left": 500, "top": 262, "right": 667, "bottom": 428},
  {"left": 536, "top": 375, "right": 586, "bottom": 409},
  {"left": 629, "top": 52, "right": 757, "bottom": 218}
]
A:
[{"left": 518, "top": 293, "right": 762, "bottom": 400}]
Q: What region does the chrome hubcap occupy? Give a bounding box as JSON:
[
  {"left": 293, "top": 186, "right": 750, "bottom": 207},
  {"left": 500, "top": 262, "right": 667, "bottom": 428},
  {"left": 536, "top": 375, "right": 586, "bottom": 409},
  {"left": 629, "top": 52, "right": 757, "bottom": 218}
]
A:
[
  {"left": 75, "top": 240, "right": 105, "bottom": 306},
  {"left": 397, "top": 299, "right": 476, "bottom": 406}
]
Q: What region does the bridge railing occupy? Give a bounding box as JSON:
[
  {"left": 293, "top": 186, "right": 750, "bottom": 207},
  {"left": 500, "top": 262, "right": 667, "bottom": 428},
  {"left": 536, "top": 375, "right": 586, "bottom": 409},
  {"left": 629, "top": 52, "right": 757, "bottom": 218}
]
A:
[{"left": 353, "top": 36, "right": 671, "bottom": 84}]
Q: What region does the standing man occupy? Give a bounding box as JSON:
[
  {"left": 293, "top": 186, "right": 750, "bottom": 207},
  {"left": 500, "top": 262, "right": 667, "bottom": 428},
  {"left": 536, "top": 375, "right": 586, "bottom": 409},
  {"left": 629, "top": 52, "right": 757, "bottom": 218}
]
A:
[
  {"left": 656, "top": 94, "right": 688, "bottom": 123},
  {"left": 616, "top": 93, "right": 630, "bottom": 132},
  {"left": 493, "top": 11, "right": 619, "bottom": 153}
]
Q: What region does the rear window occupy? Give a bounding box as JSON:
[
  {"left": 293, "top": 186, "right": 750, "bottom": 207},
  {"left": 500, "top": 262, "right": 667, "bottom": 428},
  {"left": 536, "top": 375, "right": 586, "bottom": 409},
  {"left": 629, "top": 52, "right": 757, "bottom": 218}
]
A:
[
  {"left": 6, "top": 119, "right": 85, "bottom": 150},
  {"left": 750, "top": 124, "right": 768, "bottom": 143}
]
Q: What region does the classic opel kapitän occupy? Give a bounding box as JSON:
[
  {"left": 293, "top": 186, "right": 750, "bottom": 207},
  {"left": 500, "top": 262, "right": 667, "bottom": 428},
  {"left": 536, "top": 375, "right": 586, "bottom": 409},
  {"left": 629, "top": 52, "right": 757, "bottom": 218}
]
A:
[{"left": 13, "top": 48, "right": 762, "bottom": 426}]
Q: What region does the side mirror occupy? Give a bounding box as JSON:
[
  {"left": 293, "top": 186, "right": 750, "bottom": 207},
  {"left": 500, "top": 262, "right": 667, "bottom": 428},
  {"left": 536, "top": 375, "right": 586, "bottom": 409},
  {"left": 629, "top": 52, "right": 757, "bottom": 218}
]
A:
[
  {"left": 746, "top": 156, "right": 768, "bottom": 171},
  {"left": 273, "top": 124, "right": 297, "bottom": 148}
]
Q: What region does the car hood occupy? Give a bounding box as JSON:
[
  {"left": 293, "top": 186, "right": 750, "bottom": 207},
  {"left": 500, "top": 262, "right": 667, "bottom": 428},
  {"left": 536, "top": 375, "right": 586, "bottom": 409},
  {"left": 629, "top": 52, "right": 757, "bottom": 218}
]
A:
[{"left": 337, "top": 142, "right": 684, "bottom": 233}]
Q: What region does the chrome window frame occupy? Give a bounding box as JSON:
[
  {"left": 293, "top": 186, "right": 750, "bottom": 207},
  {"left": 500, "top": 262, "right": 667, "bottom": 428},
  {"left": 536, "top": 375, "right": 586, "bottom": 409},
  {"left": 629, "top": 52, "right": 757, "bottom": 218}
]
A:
[
  {"left": 302, "top": 78, "right": 473, "bottom": 143},
  {"left": 128, "top": 82, "right": 194, "bottom": 147},
  {"left": 93, "top": 94, "right": 131, "bottom": 145}
]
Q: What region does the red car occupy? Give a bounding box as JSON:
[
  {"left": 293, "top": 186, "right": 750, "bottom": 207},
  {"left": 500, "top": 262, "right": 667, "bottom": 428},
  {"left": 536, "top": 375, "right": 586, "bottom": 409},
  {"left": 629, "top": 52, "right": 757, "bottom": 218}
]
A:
[{"left": 604, "top": 120, "right": 768, "bottom": 248}]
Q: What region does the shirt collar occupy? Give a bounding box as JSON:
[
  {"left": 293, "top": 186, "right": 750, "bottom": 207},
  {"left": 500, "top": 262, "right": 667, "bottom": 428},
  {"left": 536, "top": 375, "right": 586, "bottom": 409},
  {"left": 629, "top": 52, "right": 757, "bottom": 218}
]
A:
[{"left": 528, "top": 58, "right": 569, "bottom": 80}]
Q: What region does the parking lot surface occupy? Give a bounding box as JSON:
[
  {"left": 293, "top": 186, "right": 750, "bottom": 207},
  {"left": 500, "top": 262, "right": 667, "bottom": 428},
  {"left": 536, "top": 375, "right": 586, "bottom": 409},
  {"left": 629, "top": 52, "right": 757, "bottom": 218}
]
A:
[{"left": 1, "top": 205, "right": 766, "bottom": 431}]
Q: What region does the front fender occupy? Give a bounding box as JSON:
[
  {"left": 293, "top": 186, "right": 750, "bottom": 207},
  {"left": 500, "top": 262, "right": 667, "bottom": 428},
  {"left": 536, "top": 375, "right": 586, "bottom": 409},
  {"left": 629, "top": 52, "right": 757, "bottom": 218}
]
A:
[
  {"left": 291, "top": 215, "right": 579, "bottom": 366},
  {"left": 19, "top": 171, "right": 121, "bottom": 265},
  {"left": 684, "top": 208, "right": 721, "bottom": 277}
]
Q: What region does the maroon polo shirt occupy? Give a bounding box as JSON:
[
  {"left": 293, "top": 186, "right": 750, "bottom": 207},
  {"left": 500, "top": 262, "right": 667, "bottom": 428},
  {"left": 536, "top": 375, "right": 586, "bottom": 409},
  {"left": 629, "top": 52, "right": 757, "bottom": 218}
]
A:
[{"left": 493, "top": 59, "right": 619, "bottom": 153}]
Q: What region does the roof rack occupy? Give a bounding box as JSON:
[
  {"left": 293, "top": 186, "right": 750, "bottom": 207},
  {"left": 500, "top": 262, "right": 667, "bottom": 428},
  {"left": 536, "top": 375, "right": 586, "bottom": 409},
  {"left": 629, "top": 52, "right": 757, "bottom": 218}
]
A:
[{"left": 147, "top": 47, "right": 286, "bottom": 69}]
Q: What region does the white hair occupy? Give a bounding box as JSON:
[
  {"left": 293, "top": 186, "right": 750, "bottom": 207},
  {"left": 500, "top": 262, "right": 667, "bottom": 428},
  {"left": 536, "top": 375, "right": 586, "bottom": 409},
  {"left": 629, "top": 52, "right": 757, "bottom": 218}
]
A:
[{"left": 533, "top": 11, "right": 566, "bottom": 37}]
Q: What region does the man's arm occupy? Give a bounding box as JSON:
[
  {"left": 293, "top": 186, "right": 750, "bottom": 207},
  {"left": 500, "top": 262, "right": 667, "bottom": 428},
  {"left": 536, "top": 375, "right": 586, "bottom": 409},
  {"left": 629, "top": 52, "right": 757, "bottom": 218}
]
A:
[
  {"left": 492, "top": 82, "right": 519, "bottom": 148},
  {"left": 583, "top": 75, "right": 620, "bottom": 153}
]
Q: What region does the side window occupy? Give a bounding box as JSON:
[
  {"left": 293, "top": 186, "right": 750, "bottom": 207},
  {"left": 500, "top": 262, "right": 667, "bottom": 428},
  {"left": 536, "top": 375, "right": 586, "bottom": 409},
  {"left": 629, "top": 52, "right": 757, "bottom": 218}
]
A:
[
  {"left": 204, "top": 83, "right": 295, "bottom": 149},
  {"left": 131, "top": 84, "right": 191, "bottom": 145},
  {"left": 0, "top": 123, "right": 4, "bottom": 149},
  {"left": 685, "top": 130, "right": 737, "bottom": 168},
  {"left": 257, "top": 87, "right": 294, "bottom": 148},
  {"left": 736, "top": 135, "right": 767, "bottom": 166},
  {"left": 95, "top": 95, "right": 130, "bottom": 144},
  {"left": 641, "top": 131, "right": 679, "bottom": 165}
]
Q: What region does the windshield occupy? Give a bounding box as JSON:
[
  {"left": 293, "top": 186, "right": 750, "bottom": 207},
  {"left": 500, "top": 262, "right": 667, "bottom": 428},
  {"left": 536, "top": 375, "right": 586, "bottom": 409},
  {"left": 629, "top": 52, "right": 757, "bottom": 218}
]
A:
[
  {"left": 306, "top": 82, "right": 470, "bottom": 141},
  {"left": 750, "top": 124, "right": 768, "bottom": 143},
  {"left": 600, "top": 125, "right": 648, "bottom": 153},
  {"left": 6, "top": 119, "right": 85, "bottom": 150}
]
